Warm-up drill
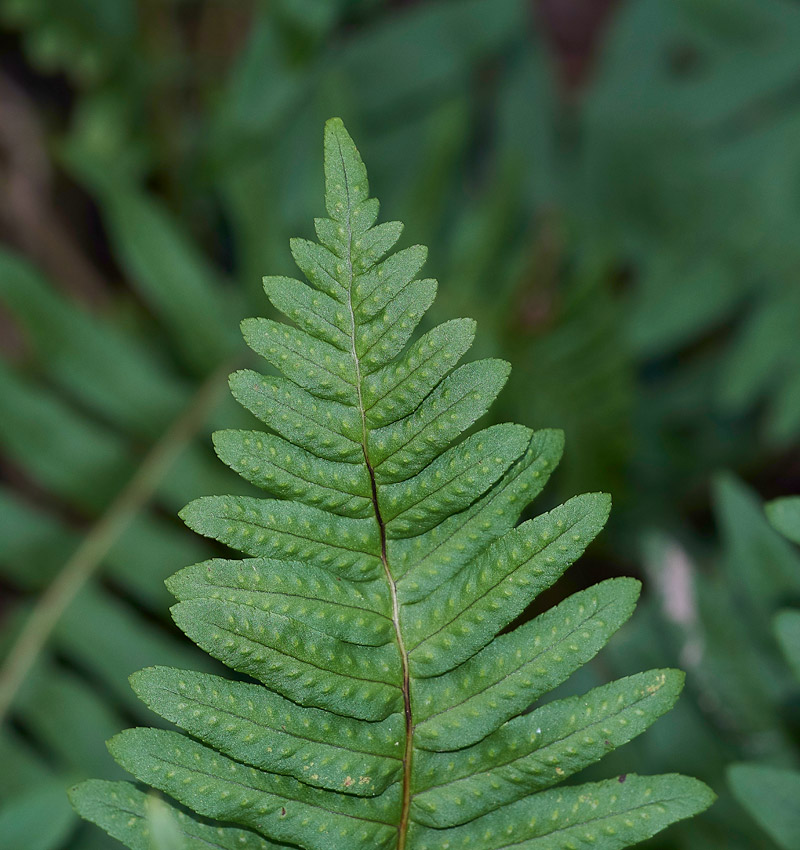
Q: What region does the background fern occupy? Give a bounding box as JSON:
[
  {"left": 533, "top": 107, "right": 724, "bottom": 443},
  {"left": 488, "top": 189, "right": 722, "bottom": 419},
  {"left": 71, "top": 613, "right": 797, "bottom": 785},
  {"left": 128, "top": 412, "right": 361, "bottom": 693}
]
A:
[
  {"left": 726, "top": 496, "right": 800, "bottom": 850},
  {"left": 588, "top": 479, "right": 800, "bottom": 850},
  {"left": 67, "top": 117, "right": 714, "bottom": 850}
]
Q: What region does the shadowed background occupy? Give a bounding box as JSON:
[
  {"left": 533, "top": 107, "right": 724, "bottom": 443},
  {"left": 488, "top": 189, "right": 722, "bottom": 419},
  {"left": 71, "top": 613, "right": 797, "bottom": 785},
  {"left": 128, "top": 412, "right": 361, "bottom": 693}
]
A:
[{"left": 1, "top": 1, "right": 799, "bottom": 848}]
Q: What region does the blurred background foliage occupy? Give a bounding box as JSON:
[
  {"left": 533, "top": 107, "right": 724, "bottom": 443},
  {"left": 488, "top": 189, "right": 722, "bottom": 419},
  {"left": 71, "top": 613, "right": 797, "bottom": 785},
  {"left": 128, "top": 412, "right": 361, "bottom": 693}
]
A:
[{"left": 0, "top": 0, "right": 799, "bottom": 848}]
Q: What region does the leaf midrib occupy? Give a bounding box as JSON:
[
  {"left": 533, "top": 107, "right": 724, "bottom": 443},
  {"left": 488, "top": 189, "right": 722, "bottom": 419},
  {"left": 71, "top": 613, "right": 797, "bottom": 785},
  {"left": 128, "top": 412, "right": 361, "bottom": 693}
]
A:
[{"left": 335, "top": 136, "right": 414, "bottom": 850}]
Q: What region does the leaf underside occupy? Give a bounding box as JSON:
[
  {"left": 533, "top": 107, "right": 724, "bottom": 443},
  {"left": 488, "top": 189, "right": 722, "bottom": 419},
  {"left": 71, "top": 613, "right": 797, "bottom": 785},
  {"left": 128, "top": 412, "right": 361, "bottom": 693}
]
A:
[{"left": 71, "top": 118, "right": 714, "bottom": 849}]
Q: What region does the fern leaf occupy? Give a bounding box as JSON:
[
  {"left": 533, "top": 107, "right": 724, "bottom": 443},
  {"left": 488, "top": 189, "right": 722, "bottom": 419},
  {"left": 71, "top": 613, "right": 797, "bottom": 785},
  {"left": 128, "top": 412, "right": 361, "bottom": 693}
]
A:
[
  {"left": 363, "top": 318, "right": 476, "bottom": 426},
  {"left": 413, "top": 579, "right": 641, "bottom": 750},
  {"left": 396, "top": 427, "right": 564, "bottom": 592},
  {"left": 130, "top": 667, "right": 403, "bottom": 796},
  {"left": 411, "top": 669, "right": 685, "bottom": 828},
  {"left": 404, "top": 493, "right": 612, "bottom": 675},
  {"left": 228, "top": 370, "right": 363, "bottom": 463},
  {"left": 212, "top": 429, "right": 373, "bottom": 516},
  {"left": 166, "top": 558, "right": 392, "bottom": 644},
  {"left": 72, "top": 118, "right": 713, "bottom": 849},
  {"left": 70, "top": 781, "right": 280, "bottom": 849},
  {"left": 180, "top": 496, "right": 381, "bottom": 579}
]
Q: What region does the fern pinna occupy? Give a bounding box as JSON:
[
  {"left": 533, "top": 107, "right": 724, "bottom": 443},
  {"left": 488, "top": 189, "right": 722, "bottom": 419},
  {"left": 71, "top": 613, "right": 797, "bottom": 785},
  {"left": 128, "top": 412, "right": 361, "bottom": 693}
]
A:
[{"left": 71, "top": 119, "right": 713, "bottom": 850}]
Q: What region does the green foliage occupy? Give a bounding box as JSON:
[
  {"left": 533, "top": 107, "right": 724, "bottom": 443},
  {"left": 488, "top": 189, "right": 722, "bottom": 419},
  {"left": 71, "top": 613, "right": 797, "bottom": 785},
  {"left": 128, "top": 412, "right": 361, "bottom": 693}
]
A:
[
  {"left": 70, "top": 119, "right": 713, "bottom": 850},
  {"left": 0, "top": 780, "right": 74, "bottom": 850},
  {"left": 582, "top": 0, "right": 800, "bottom": 370},
  {"left": 766, "top": 497, "right": 800, "bottom": 546},
  {"left": 0, "top": 0, "right": 135, "bottom": 82},
  {"left": 596, "top": 479, "right": 800, "bottom": 849},
  {"left": 725, "top": 496, "right": 800, "bottom": 850},
  {"left": 70, "top": 782, "right": 273, "bottom": 850},
  {"left": 728, "top": 766, "right": 800, "bottom": 850},
  {"left": 775, "top": 609, "right": 800, "bottom": 683},
  {"left": 2, "top": 2, "right": 799, "bottom": 848}
]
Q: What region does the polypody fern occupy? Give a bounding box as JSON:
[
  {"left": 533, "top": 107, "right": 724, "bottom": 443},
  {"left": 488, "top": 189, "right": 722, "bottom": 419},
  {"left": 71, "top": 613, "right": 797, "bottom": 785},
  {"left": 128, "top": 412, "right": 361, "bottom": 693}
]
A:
[{"left": 71, "top": 119, "right": 714, "bottom": 850}]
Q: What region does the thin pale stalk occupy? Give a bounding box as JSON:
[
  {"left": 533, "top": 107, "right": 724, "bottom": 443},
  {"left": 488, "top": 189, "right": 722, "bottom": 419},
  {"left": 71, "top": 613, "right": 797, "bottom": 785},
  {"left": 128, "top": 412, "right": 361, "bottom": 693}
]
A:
[{"left": 0, "top": 361, "right": 234, "bottom": 726}]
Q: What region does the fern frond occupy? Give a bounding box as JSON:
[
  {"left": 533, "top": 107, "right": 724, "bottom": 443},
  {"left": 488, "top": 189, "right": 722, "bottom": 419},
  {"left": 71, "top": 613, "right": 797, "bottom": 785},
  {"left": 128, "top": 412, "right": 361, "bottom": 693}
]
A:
[{"left": 71, "top": 118, "right": 714, "bottom": 850}]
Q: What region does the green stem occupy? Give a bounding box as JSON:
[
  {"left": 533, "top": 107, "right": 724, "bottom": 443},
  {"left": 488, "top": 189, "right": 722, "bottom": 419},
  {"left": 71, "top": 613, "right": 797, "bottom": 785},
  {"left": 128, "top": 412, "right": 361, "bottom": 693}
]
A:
[
  {"left": 332, "top": 130, "right": 413, "bottom": 847},
  {"left": 0, "top": 361, "right": 233, "bottom": 726}
]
